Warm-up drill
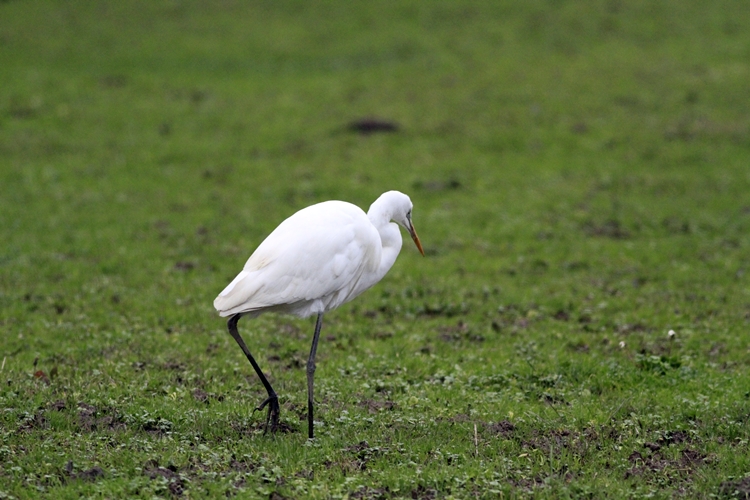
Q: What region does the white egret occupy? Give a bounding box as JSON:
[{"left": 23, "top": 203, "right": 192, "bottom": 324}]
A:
[{"left": 214, "top": 190, "right": 424, "bottom": 438}]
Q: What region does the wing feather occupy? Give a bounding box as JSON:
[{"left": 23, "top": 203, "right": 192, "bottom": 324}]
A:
[{"left": 214, "top": 201, "right": 381, "bottom": 318}]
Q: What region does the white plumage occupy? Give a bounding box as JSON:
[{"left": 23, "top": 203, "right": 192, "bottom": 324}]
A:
[{"left": 214, "top": 190, "right": 424, "bottom": 438}]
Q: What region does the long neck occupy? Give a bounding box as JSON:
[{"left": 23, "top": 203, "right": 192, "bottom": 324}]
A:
[{"left": 367, "top": 200, "right": 403, "bottom": 284}]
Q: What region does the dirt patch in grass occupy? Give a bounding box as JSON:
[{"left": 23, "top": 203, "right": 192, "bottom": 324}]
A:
[
  {"left": 230, "top": 418, "right": 297, "bottom": 436},
  {"left": 485, "top": 420, "right": 516, "bottom": 438},
  {"left": 719, "top": 477, "right": 750, "bottom": 499},
  {"left": 359, "top": 399, "right": 396, "bottom": 413},
  {"left": 658, "top": 430, "right": 691, "bottom": 446},
  {"left": 347, "top": 118, "right": 399, "bottom": 135},
  {"left": 192, "top": 388, "right": 210, "bottom": 404},
  {"left": 64, "top": 461, "right": 105, "bottom": 482},
  {"left": 410, "top": 484, "right": 439, "bottom": 499},
  {"left": 192, "top": 388, "right": 224, "bottom": 404},
  {"left": 582, "top": 219, "right": 631, "bottom": 239},
  {"left": 625, "top": 447, "right": 709, "bottom": 480},
  {"left": 18, "top": 410, "right": 48, "bottom": 432},
  {"left": 161, "top": 360, "right": 187, "bottom": 371},
  {"left": 438, "top": 321, "right": 484, "bottom": 343},
  {"left": 76, "top": 466, "right": 105, "bottom": 482},
  {"left": 521, "top": 428, "right": 583, "bottom": 456},
  {"left": 49, "top": 399, "right": 67, "bottom": 411},
  {"left": 349, "top": 486, "right": 390, "bottom": 499},
  {"left": 328, "top": 441, "right": 389, "bottom": 474},
  {"left": 77, "top": 402, "right": 126, "bottom": 432},
  {"left": 143, "top": 460, "right": 186, "bottom": 497}
]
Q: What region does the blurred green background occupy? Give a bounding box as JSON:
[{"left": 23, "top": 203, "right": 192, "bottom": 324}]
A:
[{"left": 1, "top": 1, "right": 750, "bottom": 498}]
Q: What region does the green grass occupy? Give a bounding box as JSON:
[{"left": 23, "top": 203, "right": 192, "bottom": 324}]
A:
[{"left": 2, "top": 0, "right": 750, "bottom": 498}]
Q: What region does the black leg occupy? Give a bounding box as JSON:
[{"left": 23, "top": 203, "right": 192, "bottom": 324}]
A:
[
  {"left": 306, "top": 313, "right": 324, "bottom": 439},
  {"left": 227, "top": 314, "right": 280, "bottom": 434}
]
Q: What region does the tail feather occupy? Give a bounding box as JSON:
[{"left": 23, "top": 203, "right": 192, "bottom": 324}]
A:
[{"left": 213, "top": 270, "right": 259, "bottom": 317}]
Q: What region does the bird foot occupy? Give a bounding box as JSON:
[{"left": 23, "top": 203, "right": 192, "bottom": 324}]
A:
[{"left": 255, "top": 394, "right": 280, "bottom": 434}]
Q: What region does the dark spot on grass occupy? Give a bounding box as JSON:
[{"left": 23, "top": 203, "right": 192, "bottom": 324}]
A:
[
  {"left": 709, "top": 342, "right": 725, "bottom": 357},
  {"left": 637, "top": 354, "right": 681, "bottom": 375},
  {"left": 348, "top": 118, "right": 399, "bottom": 134},
  {"left": 442, "top": 413, "right": 472, "bottom": 424},
  {"left": 141, "top": 416, "right": 174, "bottom": 435},
  {"left": 412, "top": 178, "right": 462, "bottom": 192},
  {"left": 507, "top": 474, "right": 552, "bottom": 493},
  {"left": 541, "top": 393, "right": 568, "bottom": 405},
  {"left": 625, "top": 446, "right": 707, "bottom": 480},
  {"left": 192, "top": 388, "right": 209, "bottom": 404},
  {"left": 515, "top": 318, "right": 530, "bottom": 329},
  {"left": 521, "top": 429, "right": 581, "bottom": 457},
  {"left": 485, "top": 420, "right": 516, "bottom": 437},
  {"left": 77, "top": 466, "right": 105, "bottom": 482},
  {"left": 19, "top": 410, "right": 48, "bottom": 431},
  {"left": 162, "top": 360, "right": 187, "bottom": 371},
  {"left": 411, "top": 485, "right": 439, "bottom": 499},
  {"left": 100, "top": 74, "right": 127, "bottom": 88},
  {"left": 418, "top": 302, "right": 466, "bottom": 318},
  {"left": 644, "top": 442, "right": 661, "bottom": 452},
  {"left": 350, "top": 486, "right": 389, "bottom": 500},
  {"left": 719, "top": 476, "right": 750, "bottom": 499},
  {"left": 339, "top": 441, "right": 390, "bottom": 473},
  {"left": 571, "top": 121, "right": 588, "bottom": 134},
  {"left": 231, "top": 419, "right": 297, "bottom": 436},
  {"left": 173, "top": 261, "right": 195, "bottom": 271},
  {"left": 658, "top": 430, "right": 691, "bottom": 446},
  {"left": 438, "top": 321, "right": 483, "bottom": 342},
  {"left": 346, "top": 441, "right": 371, "bottom": 453},
  {"left": 62, "top": 461, "right": 105, "bottom": 483},
  {"left": 565, "top": 260, "right": 589, "bottom": 271},
  {"left": 681, "top": 448, "right": 707, "bottom": 465},
  {"left": 582, "top": 219, "right": 630, "bottom": 239},
  {"left": 285, "top": 355, "right": 304, "bottom": 369},
  {"left": 143, "top": 460, "right": 185, "bottom": 496},
  {"left": 567, "top": 341, "right": 590, "bottom": 353},
  {"left": 662, "top": 217, "right": 691, "bottom": 234},
  {"left": 190, "top": 89, "right": 207, "bottom": 104},
  {"left": 359, "top": 400, "right": 396, "bottom": 413},
  {"left": 617, "top": 323, "right": 647, "bottom": 334},
  {"left": 628, "top": 450, "right": 644, "bottom": 463},
  {"left": 9, "top": 104, "right": 36, "bottom": 119},
  {"left": 553, "top": 310, "right": 570, "bottom": 321},
  {"left": 536, "top": 230, "right": 554, "bottom": 240},
  {"left": 33, "top": 369, "right": 51, "bottom": 385},
  {"left": 77, "top": 402, "right": 126, "bottom": 432},
  {"left": 49, "top": 399, "right": 67, "bottom": 411}
]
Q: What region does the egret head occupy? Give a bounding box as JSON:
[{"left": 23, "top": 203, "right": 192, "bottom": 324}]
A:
[{"left": 376, "top": 191, "right": 425, "bottom": 256}]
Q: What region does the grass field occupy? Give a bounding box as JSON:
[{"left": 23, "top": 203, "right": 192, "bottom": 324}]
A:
[{"left": 2, "top": 1, "right": 750, "bottom": 498}]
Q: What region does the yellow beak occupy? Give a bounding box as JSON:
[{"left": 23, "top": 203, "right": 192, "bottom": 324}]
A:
[{"left": 409, "top": 222, "right": 425, "bottom": 256}]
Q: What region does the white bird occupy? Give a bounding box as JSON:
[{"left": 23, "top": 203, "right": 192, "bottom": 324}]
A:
[{"left": 214, "top": 190, "right": 424, "bottom": 438}]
